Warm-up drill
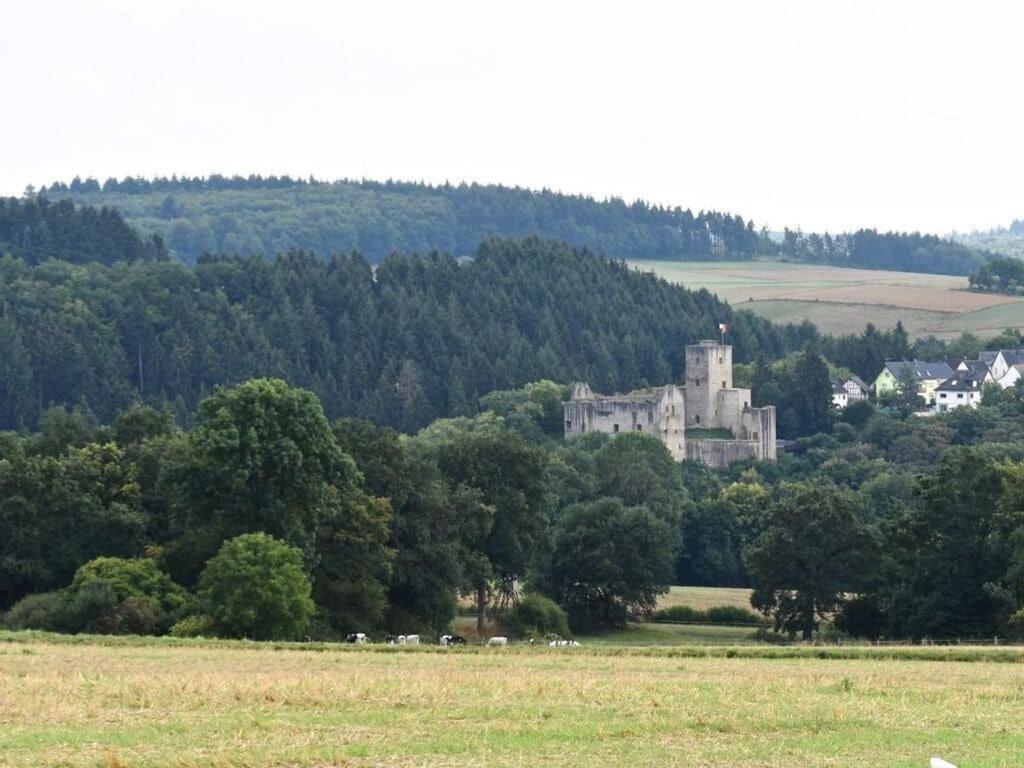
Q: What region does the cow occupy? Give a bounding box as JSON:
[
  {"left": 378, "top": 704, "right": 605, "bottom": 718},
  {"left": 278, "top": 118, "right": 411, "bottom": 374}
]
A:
[
  {"left": 486, "top": 636, "right": 508, "bottom": 646},
  {"left": 440, "top": 634, "right": 467, "bottom": 646},
  {"left": 405, "top": 634, "right": 420, "bottom": 645},
  {"left": 344, "top": 633, "right": 368, "bottom": 644},
  {"left": 548, "top": 639, "right": 579, "bottom": 647}
]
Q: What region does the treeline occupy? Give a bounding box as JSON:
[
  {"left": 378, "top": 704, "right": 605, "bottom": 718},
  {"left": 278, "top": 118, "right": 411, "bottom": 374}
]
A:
[
  {"left": 780, "top": 227, "right": 994, "bottom": 276},
  {"left": 0, "top": 379, "right": 682, "bottom": 637},
  {"left": 41, "top": 175, "right": 764, "bottom": 264},
  {"left": 968, "top": 256, "right": 1024, "bottom": 294},
  {"left": 0, "top": 196, "right": 167, "bottom": 265},
  {"left": 0, "top": 236, "right": 804, "bottom": 433},
  {"left": 7, "top": 371, "right": 1024, "bottom": 642}
]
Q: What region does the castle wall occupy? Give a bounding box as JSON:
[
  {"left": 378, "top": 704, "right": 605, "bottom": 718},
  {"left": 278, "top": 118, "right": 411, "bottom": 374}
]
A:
[
  {"left": 714, "top": 388, "right": 751, "bottom": 434},
  {"left": 685, "top": 439, "right": 760, "bottom": 468},
  {"left": 657, "top": 385, "right": 686, "bottom": 460},
  {"left": 563, "top": 397, "right": 658, "bottom": 439},
  {"left": 740, "top": 405, "right": 777, "bottom": 460}
]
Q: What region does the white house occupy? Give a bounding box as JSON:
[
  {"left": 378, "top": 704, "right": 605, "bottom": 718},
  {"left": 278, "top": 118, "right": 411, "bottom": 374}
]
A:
[
  {"left": 976, "top": 350, "right": 1024, "bottom": 388},
  {"left": 934, "top": 376, "right": 984, "bottom": 413},
  {"left": 831, "top": 375, "right": 869, "bottom": 409}
]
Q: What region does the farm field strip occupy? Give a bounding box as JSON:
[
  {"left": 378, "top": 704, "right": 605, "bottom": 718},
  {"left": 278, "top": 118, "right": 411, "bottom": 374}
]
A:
[
  {"left": 630, "top": 259, "right": 1024, "bottom": 338},
  {"left": 2, "top": 636, "right": 1023, "bottom": 767}
]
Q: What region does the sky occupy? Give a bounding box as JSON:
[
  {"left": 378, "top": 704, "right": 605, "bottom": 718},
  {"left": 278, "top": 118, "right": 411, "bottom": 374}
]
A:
[{"left": 2, "top": 0, "right": 1022, "bottom": 234}]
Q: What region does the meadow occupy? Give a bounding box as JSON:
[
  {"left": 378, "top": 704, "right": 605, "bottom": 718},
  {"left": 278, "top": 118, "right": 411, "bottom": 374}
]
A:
[
  {"left": 629, "top": 260, "right": 1024, "bottom": 338},
  {"left": 2, "top": 632, "right": 1023, "bottom": 767}
]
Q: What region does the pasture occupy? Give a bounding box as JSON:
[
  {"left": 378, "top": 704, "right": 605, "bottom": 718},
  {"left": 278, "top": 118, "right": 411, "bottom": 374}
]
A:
[
  {"left": 629, "top": 259, "right": 1024, "bottom": 338},
  {"left": 2, "top": 633, "right": 1023, "bottom": 767}
]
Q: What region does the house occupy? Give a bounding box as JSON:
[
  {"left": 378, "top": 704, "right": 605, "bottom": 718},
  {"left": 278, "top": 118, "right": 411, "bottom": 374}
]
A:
[
  {"left": 934, "top": 376, "right": 984, "bottom": 413},
  {"left": 975, "top": 349, "right": 1024, "bottom": 388},
  {"left": 873, "top": 360, "right": 955, "bottom": 406},
  {"left": 948, "top": 358, "right": 993, "bottom": 382},
  {"left": 831, "top": 375, "right": 869, "bottom": 409}
]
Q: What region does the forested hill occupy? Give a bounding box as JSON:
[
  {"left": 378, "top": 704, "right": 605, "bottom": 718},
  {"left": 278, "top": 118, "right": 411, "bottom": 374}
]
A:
[
  {"left": 779, "top": 227, "right": 996, "bottom": 276},
  {"left": 0, "top": 235, "right": 808, "bottom": 432},
  {"left": 40, "top": 175, "right": 764, "bottom": 265},
  {"left": 0, "top": 196, "right": 168, "bottom": 265}
]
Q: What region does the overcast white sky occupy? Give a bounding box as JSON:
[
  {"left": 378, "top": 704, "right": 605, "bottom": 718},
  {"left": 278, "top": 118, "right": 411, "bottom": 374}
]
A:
[{"left": 2, "top": 0, "right": 1021, "bottom": 234}]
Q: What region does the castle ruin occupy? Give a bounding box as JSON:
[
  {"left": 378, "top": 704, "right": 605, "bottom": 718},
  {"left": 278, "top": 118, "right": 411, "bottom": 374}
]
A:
[{"left": 563, "top": 340, "right": 776, "bottom": 468}]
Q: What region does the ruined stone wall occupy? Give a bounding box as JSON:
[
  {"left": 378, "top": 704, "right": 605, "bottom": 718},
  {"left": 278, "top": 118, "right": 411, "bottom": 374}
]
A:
[
  {"left": 714, "top": 388, "right": 751, "bottom": 435},
  {"left": 740, "top": 405, "right": 777, "bottom": 460},
  {"left": 685, "top": 341, "right": 732, "bottom": 428},
  {"left": 685, "top": 439, "right": 760, "bottom": 468},
  {"left": 563, "top": 397, "right": 658, "bottom": 439},
  {"left": 656, "top": 385, "right": 686, "bottom": 460}
]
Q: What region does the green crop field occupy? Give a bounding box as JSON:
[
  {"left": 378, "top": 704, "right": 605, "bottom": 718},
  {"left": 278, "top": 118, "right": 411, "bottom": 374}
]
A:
[
  {"left": 630, "top": 260, "right": 1024, "bottom": 339},
  {"left": 2, "top": 632, "right": 1023, "bottom": 767}
]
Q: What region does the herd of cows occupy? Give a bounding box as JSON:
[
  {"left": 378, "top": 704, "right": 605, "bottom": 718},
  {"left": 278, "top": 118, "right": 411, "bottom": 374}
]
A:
[{"left": 342, "top": 633, "right": 580, "bottom": 648}]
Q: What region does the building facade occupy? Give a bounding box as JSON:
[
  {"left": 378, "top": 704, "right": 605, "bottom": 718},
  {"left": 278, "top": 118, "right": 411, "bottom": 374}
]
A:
[{"left": 563, "top": 340, "right": 776, "bottom": 468}]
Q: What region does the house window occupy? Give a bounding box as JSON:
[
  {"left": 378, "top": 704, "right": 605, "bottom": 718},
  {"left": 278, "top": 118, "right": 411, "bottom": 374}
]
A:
[
  {"left": 613, "top": 424, "right": 619, "bottom": 433},
  {"left": 722, "top": 381, "right": 726, "bottom": 389},
  {"left": 695, "top": 415, "right": 700, "bottom": 424},
  {"left": 565, "top": 419, "right": 572, "bottom": 429},
  {"left": 939, "top": 393, "right": 946, "bottom": 398},
  {"left": 743, "top": 401, "right": 748, "bottom": 408},
  {"left": 752, "top": 431, "right": 759, "bottom": 440},
  {"left": 957, "top": 393, "right": 964, "bottom": 399},
  {"left": 695, "top": 378, "right": 700, "bottom": 386},
  {"left": 636, "top": 424, "right": 642, "bottom": 431}
]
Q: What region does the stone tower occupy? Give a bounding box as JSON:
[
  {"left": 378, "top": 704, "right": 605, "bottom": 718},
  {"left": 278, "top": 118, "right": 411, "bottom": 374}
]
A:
[
  {"left": 657, "top": 385, "right": 686, "bottom": 460},
  {"left": 685, "top": 340, "right": 733, "bottom": 428}
]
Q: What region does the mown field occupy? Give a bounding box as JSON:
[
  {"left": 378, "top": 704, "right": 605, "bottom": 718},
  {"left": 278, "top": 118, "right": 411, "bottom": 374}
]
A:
[
  {"left": 629, "top": 260, "right": 1024, "bottom": 339},
  {"left": 2, "top": 633, "right": 1023, "bottom": 767}
]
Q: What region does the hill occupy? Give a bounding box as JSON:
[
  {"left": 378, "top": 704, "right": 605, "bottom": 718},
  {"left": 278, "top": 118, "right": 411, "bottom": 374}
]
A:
[
  {"left": 631, "top": 259, "right": 1024, "bottom": 339},
  {"left": 0, "top": 233, "right": 805, "bottom": 431},
  {"left": 41, "top": 175, "right": 762, "bottom": 265}
]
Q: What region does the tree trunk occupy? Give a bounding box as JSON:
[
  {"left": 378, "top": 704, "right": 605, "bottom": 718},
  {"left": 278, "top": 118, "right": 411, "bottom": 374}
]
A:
[{"left": 476, "top": 581, "right": 487, "bottom": 635}]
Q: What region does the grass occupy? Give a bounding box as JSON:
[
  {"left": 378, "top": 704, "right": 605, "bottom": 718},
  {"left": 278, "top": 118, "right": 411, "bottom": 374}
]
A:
[
  {"left": 630, "top": 259, "right": 1024, "bottom": 339},
  {"left": 657, "top": 585, "right": 754, "bottom": 611},
  {"left": 2, "top": 632, "right": 1024, "bottom": 767},
  {"left": 685, "top": 427, "right": 734, "bottom": 439}
]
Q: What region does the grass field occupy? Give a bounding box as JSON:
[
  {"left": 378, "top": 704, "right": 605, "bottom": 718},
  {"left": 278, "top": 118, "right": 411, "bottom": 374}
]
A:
[
  {"left": 630, "top": 259, "right": 1024, "bottom": 339},
  {"left": 2, "top": 633, "right": 1023, "bottom": 767}
]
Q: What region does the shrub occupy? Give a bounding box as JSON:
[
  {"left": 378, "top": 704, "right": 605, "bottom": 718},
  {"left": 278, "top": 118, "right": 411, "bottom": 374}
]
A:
[
  {"left": 70, "top": 557, "right": 191, "bottom": 633},
  {"left": 705, "top": 606, "right": 765, "bottom": 625},
  {"left": 2, "top": 591, "right": 73, "bottom": 632},
  {"left": 169, "top": 614, "right": 217, "bottom": 638},
  {"left": 198, "top": 533, "right": 315, "bottom": 640},
  {"left": 651, "top": 604, "right": 765, "bottom": 626},
  {"left": 503, "top": 594, "right": 571, "bottom": 639},
  {"left": 650, "top": 605, "right": 703, "bottom": 623},
  {"left": 834, "top": 595, "right": 887, "bottom": 640}
]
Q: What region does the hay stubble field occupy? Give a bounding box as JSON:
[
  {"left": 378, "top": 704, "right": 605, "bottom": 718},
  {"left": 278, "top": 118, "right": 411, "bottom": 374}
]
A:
[
  {"left": 2, "top": 634, "right": 1023, "bottom": 767},
  {"left": 629, "top": 260, "right": 1024, "bottom": 339}
]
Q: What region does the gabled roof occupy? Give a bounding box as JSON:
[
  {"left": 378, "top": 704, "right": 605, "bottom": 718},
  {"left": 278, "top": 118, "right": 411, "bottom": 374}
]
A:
[
  {"left": 883, "top": 360, "right": 954, "bottom": 381},
  {"left": 936, "top": 376, "right": 984, "bottom": 392},
  {"left": 1001, "top": 349, "right": 1024, "bottom": 366},
  {"left": 832, "top": 381, "right": 848, "bottom": 395},
  {"left": 978, "top": 350, "right": 999, "bottom": 364},
  {"left": 846, "top": 374, "right": 869, "bottom": 390},
  {"left": 949, "top": 359, "right": 992, "bottom": 377}
]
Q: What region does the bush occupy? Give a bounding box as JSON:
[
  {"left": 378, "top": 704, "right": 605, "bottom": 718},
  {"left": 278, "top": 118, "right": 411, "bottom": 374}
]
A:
[
  {"left": 2, "top": 591, "right": 73, "bottom": 632},
  {"left": 198, "top": 533, "right": 315, "bottom": 640},
  {"left": 651, "top": 604, "right": 765, "bottom": 626},
  {"left": 70, "top": 557, "right": 191, "bottom": 634},
  {"left": 169, "top": 614, "right": 217, "bottom": 638},
  {"left": 503, "top": 595, "right": 571, "bottom": 639}
]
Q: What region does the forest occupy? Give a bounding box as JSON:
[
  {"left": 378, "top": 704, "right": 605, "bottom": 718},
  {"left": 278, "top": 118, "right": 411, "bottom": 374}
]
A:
[
  {"left": 779, "top": 227, "right": 996, "bottom": 275},
  {"left": 40, "top": 176, "right": 763, "bottom": 264},
  {"left": 0, "top": 197, "right": 804, "bottom": 433},
  {"left": 37, "top": 176, "right": 998, "bottom": 276}
]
